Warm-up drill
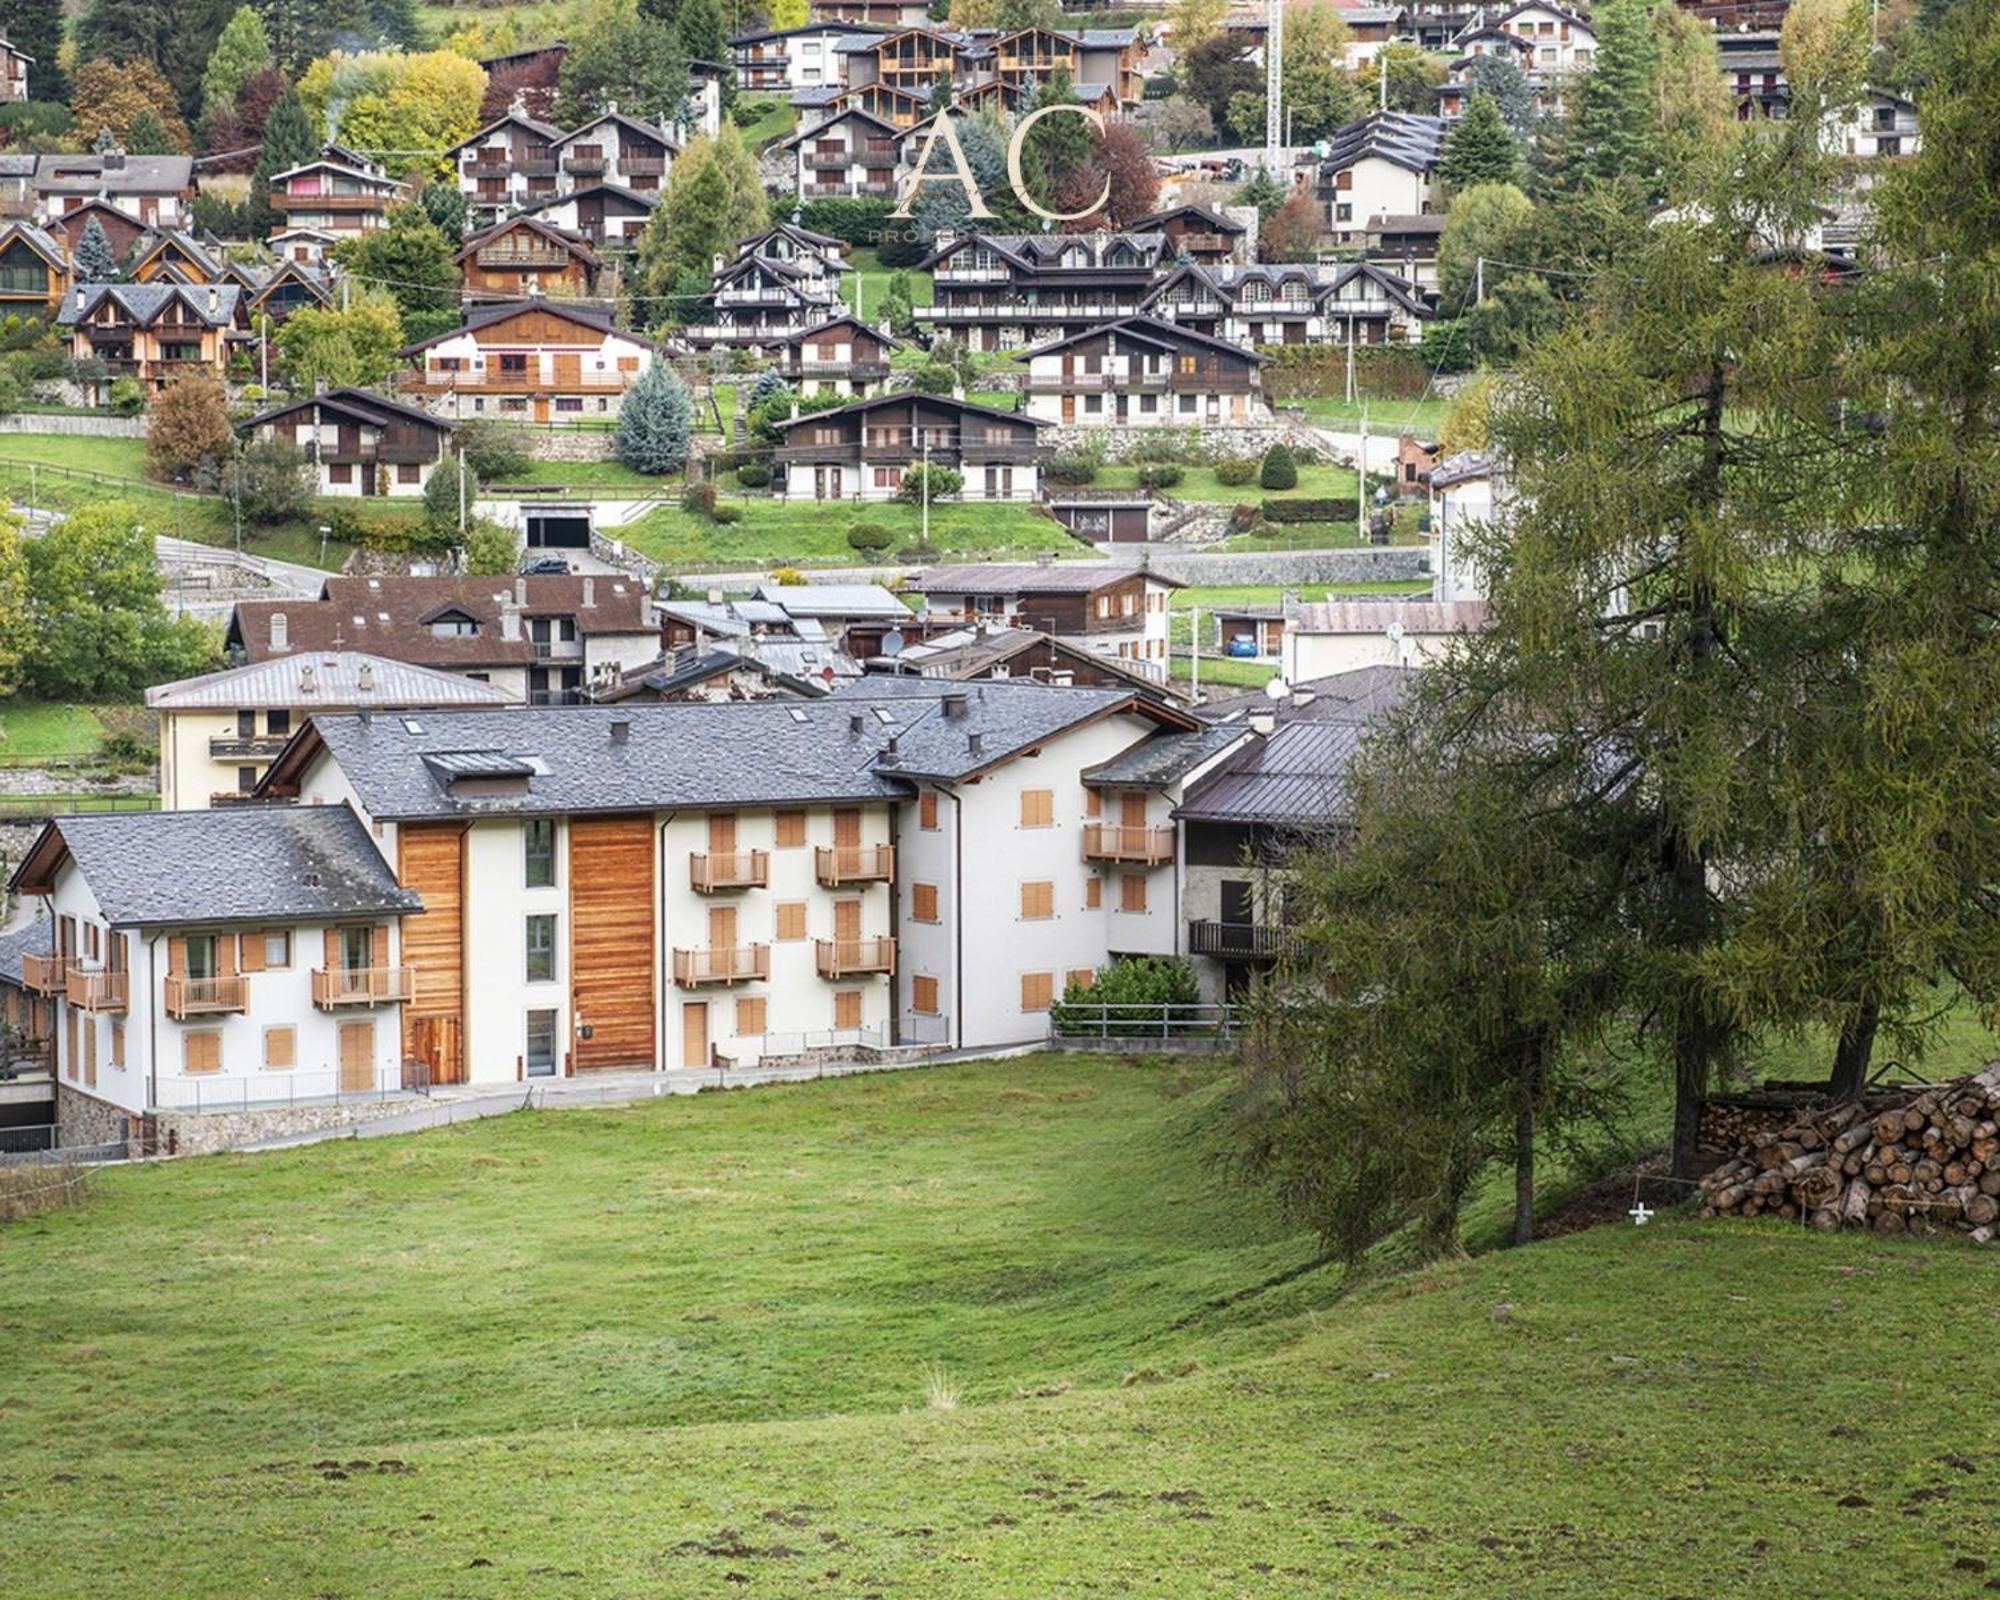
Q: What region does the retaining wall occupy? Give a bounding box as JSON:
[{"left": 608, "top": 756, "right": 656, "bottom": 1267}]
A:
[
  {"left": 0, "top": 414, "right": 148, "bottom": 438},
  {"left": 149, "top": 1092, "right": 432, "bottom": 1157},
  {"left": 1100, "top": 545, "right": 1430, "bottom": 586},
  {"left": 55, "top": 1084, "right": 135, "bottom": 1153}
]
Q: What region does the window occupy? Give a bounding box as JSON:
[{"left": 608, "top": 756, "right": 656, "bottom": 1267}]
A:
[
  {"left": 555, "top": 397, "right": 582, "bottom": 414},
  {"left": 1020, "top": 971, "right": 1054, "bottom": 1012},
  {"left": 775, "top": 901, "right": 807, "bottom": 941},
  {"left": 912, "top": 974, "right": 939, "bottom": 1014},
  {"left": 397, "top": 462, "right": 421, "bottom": 483},
  {"left": 249, "top": 930, "right": 291, "bottom": 970},
  {"left": 1019, "top": 789, "right": 1053, "bottom": 827},
  {"left": 267, "top": 709, "right": 291, "bottom": 737},
  {"left": 236, "top": 709, "right": 256, "bottom": 737},
  {"left": 736, "top": 996, "right": 768, "bottom": 1035},
  {"left": 525, "top": 818, "right": 555, "bottom": 888},
  {"left": 1120, "top": 873, "right": 1147, "bottom": 913},
  {"left": 1085, "top": 875, "right": 1102, "bottom": 909},
  {"left": 525, "top": 913, "right": 555, "bottom": 982},
  {"left": 834, "top": 989, "right": 863, "bottom": 1029},
  {"left": 238, "top": 766, "right": 258, "bottom": 792},
  {"left": 911, "top": 881, "right": 939, "bottom": 922},
  {"left": 184, "top": 934, "right": 218, "bottom": 980},
  {"left": 184, "top": 1030, "right": 221, "bottom": 1074},
  {"left": 329, "top": 463, "right": 352, "bottom": 484},
  {"left": 1019, "top": 880, "right": 1054, "bottom": 920},
  {"left": 263, "top": 1026, "right": 295, "bottom": 1070},
  {"left": 525, "top": 1009, "right": 558, "bottom": 1077},
  {"left": 774, "top": 809, "right": 806, "bottom": 848},
  {"left": 919, "top": 791, "right": 939, "bottom": 830},
  {"left": 1065, "top": 968, "right": 1094, "bottom": 992}
]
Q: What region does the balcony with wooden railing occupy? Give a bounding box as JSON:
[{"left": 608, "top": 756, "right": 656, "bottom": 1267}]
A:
[
  {"left": 164, "top": 973, "right": 248, "bottom": 1018},
  {"left": 22, "top": 952, "right": 70, "bottom": 994},
  {"left": 690, "top": 850, "right": 770, "bottom": 892},
  {"left": 816, "top": 936, "right": 896, "bottom": 978},
  {"left": 563, "top": 153, "right": 608, "bottom": 175},
  {"left": 209, "top": 732, "right": 292, "bottom": 759},
  {"left": 673, "top": 944, "right": 771, "bottom": 985},
  {"left": 312, "top": 965, "right": 415, "bottom": 1008},
  {"left": 1082, "top": 823, "right": 1176, "bottom": 865},
  {"left": 65, "top": 967, "right": 127, "bottom": 1013},
  {"left": 619, "top": 155, "right": 668, "bottom": 176},
  {"left": 815, "top": 843, "right": 894, "bottom": 886},
  {"left": 473, "top": 244, "right": 575, "bottom": 270}
]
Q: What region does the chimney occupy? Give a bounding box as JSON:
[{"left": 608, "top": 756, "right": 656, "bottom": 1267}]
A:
[
  {"left": 582, "top": 576, "right": 596, "bottom": 607},
  {"left": 610, "top": 718, "right": 631, "bottom": 744},
  {"left": 849, "top": 713, "right": 865, "bottom": 735},
  {"left": 299, "top": 662, "right": 316, "bottom": 693},
  {"left": 1290, "top": 689, "right": 1316, "bottom": 709},
  {"left": 880, "top": 736, "right": 900, "bottom": 766},
  {"left": 500, "top": 603, "right": 521, "bottom": 641},
  {"left": 358, "top": 662, "right": 375, "bottom": 693},
  {"left": 968, "top": 730, "right": 983, "bottom": 757},
  {"left": 1249, "top": 709, "right": 1276, "bottom": 736},
  {"left": 270, "top": 612, "right": 288, "bottom": 651},
  {"left": 207, "top": 284, "right": 218, "bottom": 317},
  {"left": 73, "top": 285, "right": 86, "bottom": 312},
  {"left": 514, "top": 577, "right": 528, "bottom": 605},
  {"left": 942, "top": 691, "right": 968, "bottom": 719}
]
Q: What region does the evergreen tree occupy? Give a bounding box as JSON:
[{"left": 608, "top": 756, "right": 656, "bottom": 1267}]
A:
[
  {"left": 1018, "top": 68, "right": 1093, "bottom": 215},
  {"left": 614, "top": 360, "right": 693, "bottom": 474},
  {"left": 200, "top": 6, "right": 271, "bottom": 125},
  {"left": 417, "top": 180, "right": 467, "bottom": 241},
  {"left": 1570, "top": 0, "right": 1658, "bottom": 188},
  {"left": 334, "top": 204, "right": 458, "bottom": 314},
  {"left": 0, "top": 0, "right": 68, "bottom": 104},
  {"left": 74, "top": 217, "right": 122, "bottom": 283},
  {"left": 1462, "top": 52, "right": 1534, "bottom": 135},
  {"left": 674, "top": 0, "right": 726, "bottom": 66},
  {"left": 1237, "top": 165, "right": 1285, "bottom": 217},
  {"left": 126, "top": 110, "right": 179, "bottom": 153},
  {"left": 249, "top": 84, "right": 316, "bottom": 235},
  {"left": 77, "top": 0, "right": 241, "bottom": 121},
  {"left": 1439, "top": 91, "right": 1521, "bottom": 191},
  {"left": 559, "top": 0, "right": 692, "bottom": 126},
  {"left": 634, "top": 128, "right": 768, "bottom": 317}
]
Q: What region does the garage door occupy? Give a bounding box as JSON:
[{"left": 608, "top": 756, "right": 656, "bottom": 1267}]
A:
[{"left": 526, "top": 512, "right": 591, "bottom": 548}]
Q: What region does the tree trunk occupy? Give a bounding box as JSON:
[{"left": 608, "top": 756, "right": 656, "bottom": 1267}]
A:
[
  {"left": 1514, "top": 1096, "right": 1535, "bottom": 1247},
  {"left": 1830, "top": 997, "right": 1880, "bottom": 1098}
]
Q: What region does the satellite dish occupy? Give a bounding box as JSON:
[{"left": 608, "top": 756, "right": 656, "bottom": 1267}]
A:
[
  {"left": 1263, "top": 677, "right": 1288, "bottom": 700},
  {"left": 1386, "top": 621, "right": 1405, "bottom": 643},
  {"left": 881, "top": 631, "right": 905, "bottom": 657}
]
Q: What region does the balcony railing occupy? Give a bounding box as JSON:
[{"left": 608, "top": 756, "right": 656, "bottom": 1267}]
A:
[
  {"left": 530, "top": 637, "right": 582, "bottom": 660},
  {"left": 474, "top": 246, "right": 575, "bottom": 269},
  {"left": 815, "top": 843, "right": 894, "bottom": 886},
  {"left": 312, "top": 965, "right": 415, "bottom": 1008},
  {"left": 22, "top": 952, "right": 70, "bottom": 994},
  {"left": 673, "top": 945, "right": 771, "bottom": 985},
  {"left": 164, "top": 973, "right": 247, "bottom": 1017},
  {"left": 563, "top": 154, "right": 608, "bottom": 174},
  {"left": 803, "top": 182, "right": 895, "bottom": 199},
  {"left": 209, "top": 733, "right": 291, "bottom": 759},
  {"left": 620, "top": 156, "right": 668, "bottom": 177},
  {"left": 1180, "top": 231, "right": 1233, "bottom": 253},
  {"left": 856, "top": 148, "right": 900, "bottom": 168},
  {"left": 805, "top": 149, "right": 855, "bottom": 169},
  {"left": 816, "top": 936, "right": 896, "bottom": 978},
  {"left": 519, "top": 157, "right": 559, "bottom": 176},
  {"left": 690, "top": 850, "right": 770, "bottom": 892},
  {"left": 1082, "top": 823, "right": 1176, "bottom": 865},
  {"left": 790, "top": 358, "right": 891, "bottom": 379},
  {"left": 1187, "top": 920, "right": 1301, "bottom": 961},
  {"left": 65, "top": 967, "right": 127, "bottom": 1013}
]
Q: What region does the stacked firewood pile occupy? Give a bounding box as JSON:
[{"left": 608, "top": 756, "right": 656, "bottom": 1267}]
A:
[{"left": 1698, "top": 1064, "right": 2000, "bottom": 1240}]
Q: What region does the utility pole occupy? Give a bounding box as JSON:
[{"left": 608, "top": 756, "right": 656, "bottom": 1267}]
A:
[
  {"left": 1265, "top": 0, "right": 1284, "bottom": 168},
  {"left": 921, "top": 432, "right": 931, "bottom": 548},
  {"left": 1345, "top": 312, "right": 1356, "bottom": 404},
  {"left": 457, "top": 449, "right": 467, "bottom": 538},
  {"left": 1476, "top": 255, "right": 1485, "bottom": 302},
  {"left": 1357, "top": 405, "right": 1368, "bottom": 539},
  {"left": 1190, "top": 604, "right": 1200, "bottom": 700},
  {"left": 1379, "top": 46, "right": 1388, "bottom": 112}
]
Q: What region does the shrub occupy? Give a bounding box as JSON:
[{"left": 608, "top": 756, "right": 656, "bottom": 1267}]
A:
[
  {"left": 710, "top": 503, "right": 742, "bottom": 525},
  {"left": 1050, "top": 956, "right": 1203, "bottom": 1036},
  {"left": 682, "top": 482, "right": 717, "bottom": 516},
  {"left": 769, "top": 565, "right": 807, "bottom": 585},
  {"left": 1214, "top": 457, "right": 1257, "bottom": 486},
  {"left": 797, "top": 196, "right": 898, "bottom": 247},
  {"left": 1227, "top": 503, "right": 1263, "bottom": 534},
  {"left": 145, "top": 374, "right": 234, "bottom": 485},
  {"left": 1127, "top": 430, "right": 1192, "bottom": 464},
  {"left": 847, "top": 521, "right": 894, "bottom": 552},
  {"left": 423, "top": 457, "right": 477, "bottom": 530},
  {"left": 106, "top": 375, "right": 146, "bottom": 415},
  {"left": 897, "top": 463, "right": 964, "bottom": 504},
  {"left": 1258, "top": 443, "right": 1299, "bottom": 490},
  {"left": 456, "top": 418, "right": 535, "bottom": 482},
  {"left": 96, "top": 730, "right": 155, "bottom": 773},
  {"left": 1136, "top": 463, "right": 1182, "bottom": 490},
  {"left": 1260, "top": 497, "right": 1352, "bottom": 524},
  {"left": 1045, "top": 452, "right": 1098, "bottom": 487},
  {"left": 229, "top": 436, "right": 314, "bottom": 525},
  {"left": 897, "top": 542, "right": 941, "bottom": 562},
  {"left": 459, "top": 515, "right": 518, "bottom": 575},
  {"left": 734, "top": 461, "right": 771, "bottom": 488}
]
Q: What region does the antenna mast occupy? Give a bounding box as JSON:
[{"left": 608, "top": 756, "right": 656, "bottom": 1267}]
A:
[{"left": 1265, "top": 0, "right": 1284, "bottom": 168}]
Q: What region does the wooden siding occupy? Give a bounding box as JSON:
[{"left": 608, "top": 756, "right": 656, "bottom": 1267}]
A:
[
  {"left": 570, "top": 814, "right": 656, "bottom": 1069},
  {"left": 398, "top": 823, "right": 466, "bottom": 1084}
]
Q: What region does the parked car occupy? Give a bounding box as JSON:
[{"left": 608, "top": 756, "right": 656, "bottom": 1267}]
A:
[
  {"left": 1225, "top": 634, "right": 1259, "bottom": 659},
  {"left": 520, "top": 556, "right": 572, "bottom": 576}
]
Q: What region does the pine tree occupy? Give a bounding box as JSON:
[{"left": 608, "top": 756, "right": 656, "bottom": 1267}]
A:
[
  {"left": 1440, "top": 91, "right": 1521, "bottom": 191},
  {"left": 614, "top": 360, "right": 693, "bottom": 475},
  {"left": 250, "top": 84, "right": 316, "bottom": 234},
  {"left": 1570, "top": 0, "right": 1658, "bottom": 189},
  {"left": 200, "top": 5, "right": 271, "bottom": 124},
  {"left": 74, "top": 217, "right": 122, "bottom": 283},
  {"left": 674, "top": 0, "right": 726, "bottom": 66}
]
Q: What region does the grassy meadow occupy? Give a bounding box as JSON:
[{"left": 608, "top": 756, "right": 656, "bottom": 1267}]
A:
[{"left": 2, "top": 1052, "right": 1996, "bottom": 1595}]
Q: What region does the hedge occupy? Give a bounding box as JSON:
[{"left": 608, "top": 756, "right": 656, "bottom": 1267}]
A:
[
  {"left": 1260, "top": 497, "right": 1355, "bottom": 524},
  {"left": 797, "top": 197, "right": 898, "bottom": 246}
]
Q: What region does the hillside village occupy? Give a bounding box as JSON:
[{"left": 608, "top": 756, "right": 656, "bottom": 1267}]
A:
[{"left": 0, "top": 0, "right": 1997, "bottom": 1590}]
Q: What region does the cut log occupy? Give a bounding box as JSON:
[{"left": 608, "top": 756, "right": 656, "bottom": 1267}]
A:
[
  {"left": 1842, "top": 1181, "right": 1872, "bottom": 1226},
  {"left": 1968, "top": 1193, "right": 2000, "bottom": 1228}
]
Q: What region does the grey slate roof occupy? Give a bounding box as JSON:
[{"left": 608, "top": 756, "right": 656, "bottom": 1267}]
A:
[
  {"left": 58, "top": 282, "right": 241, "bottom": 328},
  {"left": 1082, "top": 721, "right": 1250, "bottom": 788},
  {"left": 24, "top": 807, "right": 421, "bottom": 928},
  {"left": 0, "top": 920, "right": 44, "bottom": 986},
  {"left": 1175, "top": 721, "right": 1364, "bottom": 827},
  {"left": 287, "top": 682, "right": 1178, "bottom": 815}
]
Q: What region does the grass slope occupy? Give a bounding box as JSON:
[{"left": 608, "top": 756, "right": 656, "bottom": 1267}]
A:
[
  {"left": 3, "top": 1054, "right": 1995, "bottom": 1596},
  {"left": 622, "top": 496, "right": 1089, "bottom": 568}
]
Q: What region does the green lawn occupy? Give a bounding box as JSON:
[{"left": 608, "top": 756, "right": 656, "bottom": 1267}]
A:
[
  {"left": 1173, "top": 652, "right": 1280, "bottom": 688},
  {"left": 621, "top": 494, "right": 1089, "bottom": 568},
  {"left": 4, "top": 1051, "right": 1995, "bottom": 1596},
  {"left": 843, "top": 245, "right": 934, "bottom": 318},
  {"left": 0, "top": 700, "right": 109, "bottom": 761},
  {"left": 733, "top": 95, "right": 797, "bottom": 150},
  {"left": 1290, "top": 394, "right": 1452, "bottom": 436},
  {"left": 1094, "top": 462, "right": 1359, "bottom": 505}
]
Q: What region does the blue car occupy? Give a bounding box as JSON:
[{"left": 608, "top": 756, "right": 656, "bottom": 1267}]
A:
[{"left": 1224, "top": 634, "right": 1260, "bottom": 659}]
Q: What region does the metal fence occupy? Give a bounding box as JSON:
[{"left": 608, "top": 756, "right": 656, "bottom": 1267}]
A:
[
  {"left": 151, "top": 1059, "right": 431, "bottom": 1113},
  {"left": 1047, "top": 1001, "right": 1242, "bottom": 1043}
]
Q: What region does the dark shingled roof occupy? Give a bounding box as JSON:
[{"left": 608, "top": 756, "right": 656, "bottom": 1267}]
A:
[
  {"left": 11, "top": 807, "right": 420, "bottom": 928},
  {"left": 0, "top": 920, "right": 46, "bottom": 986},
  {"left": 1175, "top": 722, "right": 1364, "bottom": 826},
  {"left": 1082, "top": 720, "right": 1251, "bottom": 788}
]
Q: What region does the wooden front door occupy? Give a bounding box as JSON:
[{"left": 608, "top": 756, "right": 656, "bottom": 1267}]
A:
[
  {"left": 681, "top": 1001, "right": 708, "bottom": 1068},
  {"left": 339, "top": 1019, "right": 375, "bottom": 1093},
  {"left": 534, "top": 396, "right": 550, "bottom": 423},
  {"left": 1061, "top": 394, "right": 1076, "bottom": 424}
]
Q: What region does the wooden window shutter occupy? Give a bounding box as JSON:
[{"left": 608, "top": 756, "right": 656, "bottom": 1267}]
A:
[
  {"left": 218, "top": 935, "right": 239, "bottom": 977},
  {"left": 1066, "top": 968, "right": 1094, "bottom": 992},
  {"left": 1121, "top": 873, "right": 1147, "bottom": 913},
  {"left": 239, "top": 931, "right": 266, "bottom": 973},
  {"left": 324, "top": 927, "right": 341, "bottom": 971},
  {"left": 708, "top": 812, "right": 737, "bottom": 853},
  {"left": 1020, "top": 880, "right": 1053, "bottom": 919},
  {"left": 82, "top": 1021, "right": 96, "bottom": 1087},
  {"left": 834, "top": 808, "right": 861, "bottom": 848},
  {"left": 912, "top": 882, "right": 938, "bottom": 922},
  {"left": 1085, "top": 876, "right": 1102, "bottom": 909},
  {"left": 167, "top": 936, "right": 187, "bottom": 976},
  {"left": 1020, "top": 971, "right": 1053, "bottom": 1012},
  {"left": 736, "top": 996, "right": 767, "bottom": 1035},
  {"left": 775, "top": 809, "right": 806, "bottom": 848},
  {"left": 371, "top": 925, "right": 388, "bottom": 968},
  {"left": 1020, "top": 789, "right": 1053, "bottom": 827},
  {"left": 775, "top": 901, "right": 807, "bottom": 941},
  {"left": 185, "top": 1031, "right": 221, "bottom": 1074},
  {"left": 919, "top": 791, "right": 938, "bottom": 830},
  {"left": 111, "top": 1020, "right": 125, "bottom": 1069},
  {"left": 912, "top": 974, "right": 939, "bottom": 1014},
  {"left": 264, "top": 1026, "right": 296, "bottom": 1069},
  {"left": 1085, "top": 788, "right": 1102, "bottom": 819},
  {"left": 834, "top": 989, "right": 862, "bottom": 1029}
]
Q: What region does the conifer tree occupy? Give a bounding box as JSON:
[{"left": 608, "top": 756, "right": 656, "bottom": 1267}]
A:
[
  {"left": 614, "top": 361, "right": 693, "bottom": 474},
  {"left": 1570, "top": 0, "right": 1658, "bottom": 189},
  {"left": 1439, "top": 91, "right": 1521, "bottom": 191},
  {"left": 74, "top": 218, "right": 122, "bottom": 283}
]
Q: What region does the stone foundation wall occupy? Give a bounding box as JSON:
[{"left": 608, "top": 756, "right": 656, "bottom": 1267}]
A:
[
  {"left": 56, "top": 1084, "right": 136, "bottom": 1154},
  {"left": 0, "top": 413, "right": 148, "bottom": 438},
  {"left": 1047, "top": 422, "right": 1331, "bottom": 465},
  {"left": 532, "top": 430, "right": 618, "bottom": 463},
  {"left": 150, "top": 1092, "right": 427, "bottom": 1157},
  {"left": 1099, "top": 545, "right": 1430, "bottom": 586}
]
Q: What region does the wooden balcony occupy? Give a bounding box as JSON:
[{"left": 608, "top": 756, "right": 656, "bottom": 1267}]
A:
[
  {"left": 1082, "top": 823, "right": 1176, "bottom": 865},
  {"left": 805, "top": 149, "right": 853, "bottom": 170},
  {"left": 312, "top": 966, "right": 415, "bottom": 1008},
  {"left": 1180, "top": 231, "right": 1233, "bottom": 254},
  {"left": 672, "top": 945, "right": 770, "bottom": 985},
  {"left": 22, "top": 952, "right": 70, "bottom": 994},
  {"left": 209, "top": 732, "right": 291, "bottom": 759},
  {"left": 272, "top": 191, "right": 393, "bottom": 212},
  {"left": 164, "top": 973, "right": 248, "bottom": 1018},
  {"left": 563, "top": 154, "right": 607, "bottom": 174},
  {"left": 816, "top": 936, "right": 896, "bottom": 978},
  {"left": 620, "top": 155, "right": 667, "bottom": 176},
  {"left": 690, "top": 850, "right": 770, "bottom": 892},
  {"left": 815, "top": 844, "right": 894, "bottom": 886},
  {"left": 474, "top": 245, "right": 575, "bottom": 269},
  {"left": 65, "top": 967, "right": 127, "bottom": 1013}
]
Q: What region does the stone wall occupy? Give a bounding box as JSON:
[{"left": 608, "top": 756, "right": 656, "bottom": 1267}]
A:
[
  {"left": 1098, "top": 545, "right": 1430, "bottom": 586},
  {"left": 1047, "top": 421, "right": 1332, "bottom": 464},
  {"left": 531, "top": 429, "right": 618, "bottom": 463},
  {"left": 149, "top": 1092, "right": 428, "bottom": 1157},
  {"left": 55, "top": 1084, "right": 136, "bottom": 1154},
  {"left": 0, "top": 413, "right": 148, "bottom": 438}
]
